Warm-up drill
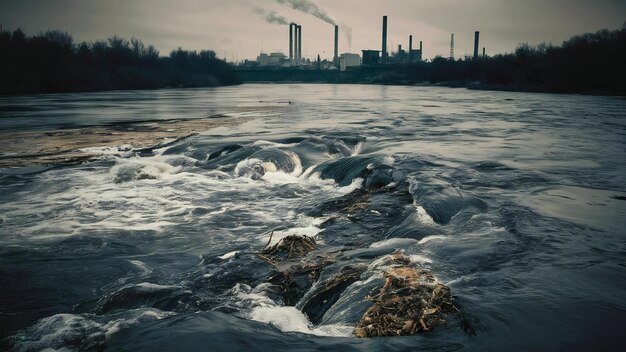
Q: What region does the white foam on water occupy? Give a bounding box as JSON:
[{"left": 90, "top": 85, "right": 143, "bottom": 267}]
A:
[
  {"left": 287, "top": 150, "right": 303, "bottom": 176},
  {"left": 407, "top": 254, "right": 432, "bottom": 264},
  {"left": 252, "top": 140, "right": 300, "bottom": 148},
  {"left": 109, "top": 157, "right": 181, "bottom": 182},
  {"left": 0, "top": 139, "right": 365, "bottom": 247},
  {"left": 299, "top": 164, "right": 319, "bottom": 179},
  {"left": 218, "top": 251, "right": 239, "bottom": 260},
  {"left": 418, "top": 235, "right": 448, "bottom": 244},
  {"left": 231, "top": 283, "right": 280, "bottom": 308},
  {"left": 262, "top": 172, "right": 295, "bottom": 184},
  {"left": 249, "top": 306, "right": 353, "bottom": 337},
  {"left": 415, "top": 205, "right": 437, "bottom": 225},
  {"left": 233, "top": 283, "right": 352, "bottom": 337},
  {"left": 445, "top": 274, "right": 477, "bottom": 287},
  {"left": 128, "top": 260, "right": 152, "bottom": 276},
  {"left": 260, "top": 215, "right": 325, "bottom": 247},
  {"left": 382, "top": 155, "right": 395, "bottom": 166},
  {"left": 133, "top": 282, "right": 183, "bottom": 292},
  {"left": 233, "top": 158, "right": 264, "bottom": 178},
  {"left": 370, "top": 237, "right": 420, "bottom": 249},
  {"left": 10, "top": 309, "right": 175, "bottom": 352},
  {"left": 78, "top": 145, "right": 134, "bottom": 156}
]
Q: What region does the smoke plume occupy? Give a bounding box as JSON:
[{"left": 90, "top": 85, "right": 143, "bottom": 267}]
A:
[
  {"left": 340, "top": 24, "right": 352, "bottom": 48},
  {"left": 274, "top": 0, "right": 352, "bottom": 47},
  {"left": 274, "top": 0, "right": 335, "bottom": 25},
  {"left": 254, "top": 7, "right": 290, "bottom": 25}
]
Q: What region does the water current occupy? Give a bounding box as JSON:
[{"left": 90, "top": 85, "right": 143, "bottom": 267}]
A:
[{"left": 1, "top": 84, "right": 625, "bottom": 351}]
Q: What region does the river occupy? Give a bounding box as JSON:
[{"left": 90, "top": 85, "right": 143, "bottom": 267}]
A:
[{"left": 1, "top": 84, "right": 625, "bottom": 351}]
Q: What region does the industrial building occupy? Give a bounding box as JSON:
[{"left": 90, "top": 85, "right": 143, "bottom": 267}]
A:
[
  {"left": 362, "top": 50, "right": 380, "bottom": 65},
  {"left": 256, "top": 52, "right": 288, "bottom": 67},
  {"left": 361, "top": 16, "right": 423, "bottom": 66},
  {"left": 245, "top": 15, "right": 484, "bottom": 71},
  {"left": 339, "top": 53, "right": 360, "bottom": 71}
]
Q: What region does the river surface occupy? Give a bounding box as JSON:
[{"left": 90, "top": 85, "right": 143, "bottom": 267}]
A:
[{"left": 1, "top": 84, "right": 625, "bottom": 351}]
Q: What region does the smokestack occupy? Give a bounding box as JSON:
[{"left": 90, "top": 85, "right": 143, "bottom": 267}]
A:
[
  {"left": 382, "top": 16, "right": 388, "bottom": 64},
  {"left": 289, "top": 23, "right": 294, "bottom": 61},
  {"left": 409, "top": 35, "right": 413, "bottom": 63},
  {"left": 293, "top": 24, "right": 298, "bottom": 62},
  {"left": 419, "top": 41, "right": 423, "bottom": 62},
  {"left": 473, "top": 31, "right": 480, "bottom": 59},
  {"left": 294, "top": 25, "right": 301, "bottom": 63},
  {"left": 450, "top": 33, "right": 454, "bottom": 60},
  {"left": 483, "top": 47, "right": 486, "bottom": 58},
  {"left": 300, "top": 25, "right": 303, "bottom": 61},
  {"left": 334, "top": 25, "right": 339, "bottom": 66}
]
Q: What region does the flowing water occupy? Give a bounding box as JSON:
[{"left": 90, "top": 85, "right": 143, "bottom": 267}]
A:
[{"left": 1, "top": 84, "right": 625, "bottom": 351}]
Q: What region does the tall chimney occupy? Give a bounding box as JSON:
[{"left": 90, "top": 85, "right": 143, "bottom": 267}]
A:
[
  {"left": 289, "top": 23, "right": 294, "bottom": 61},
  {"left": 450, "top": 33, "right": 455, "bottom": 60},
  {"left": 298, "top": 25, "right": 302, "bottom": 62},
  {"left": 409, "top": 35, "right": 413, "bottom": 63},
  {"left": 419, "top": 41, "right": 423, "bottom": 61},
  {"left": 483, "top": 47, "right": 486, "bottom": 58},
  {"left": 334, "top": 25, "right": 339, "bottom": 67},
  {"left": 473, "top": 31, "right": 480, "bottom": 59},
  {"left": 382, "top": 16, "right": 388, "bottom": 64}
]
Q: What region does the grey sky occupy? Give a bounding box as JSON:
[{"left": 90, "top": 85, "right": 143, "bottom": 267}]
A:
[{"left": 1, "top": 0, "right": 624, "bottom": 61}]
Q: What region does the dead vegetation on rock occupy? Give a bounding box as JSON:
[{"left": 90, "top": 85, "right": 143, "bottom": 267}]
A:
[
  {"left": 252, "top": 236, "right": 467, "bottom": 337},
  {"left": 354, "top": 253, "right": 458, "bottom": 337},
  {"left": 257, "top": 233, "right": 317, "bottom": 266},
  {"left": 256, "top": 233, "right": 333, "bottom": 305}
]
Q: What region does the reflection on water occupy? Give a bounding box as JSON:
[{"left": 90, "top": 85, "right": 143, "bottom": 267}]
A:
[{"left": 1, "top": 84, "right": 625, "bottom": 351}]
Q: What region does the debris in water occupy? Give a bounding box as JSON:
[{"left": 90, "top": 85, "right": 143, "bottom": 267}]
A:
[
  {"left": 258, "top": 234, "right": 317, "bottom": 265},
  {"left": 256, "top": 233, "right": 329, "bottom": 305},
  {"left": 354, "top": 253, "right": 458, "bottom": 337}
]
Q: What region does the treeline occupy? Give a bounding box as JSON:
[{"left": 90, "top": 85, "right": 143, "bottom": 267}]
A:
[
  {"left": 398, "top": 24, "right": 626, "bottom": 95},
  {"left": 0, "top": 29, "right": 241, "bottom": 95}
]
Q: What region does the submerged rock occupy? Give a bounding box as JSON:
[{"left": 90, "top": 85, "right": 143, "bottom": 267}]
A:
[
  {"left": 301, "top": 265, "right": 367, "bottom": 324},
  {"left": 355, "top": 254, "right": 457, "bottom": 337},
  {"left": 257, "top": 234, "right": 330, "bottom": 305}
]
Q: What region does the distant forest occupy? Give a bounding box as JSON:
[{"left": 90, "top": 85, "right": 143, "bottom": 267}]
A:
[
  {"left": 1, "top": 25, "right": 625, "bottom": 96},
  {"left": 0, "top": 29, "right": 241, "bottom": 95},
  {"left": 397, "top": 24, "right": 626, "bottom": 95}
]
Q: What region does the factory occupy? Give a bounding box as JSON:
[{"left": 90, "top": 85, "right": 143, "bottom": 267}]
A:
[{"left": 246, "top": 15, "right": 484, "bottom": 70}]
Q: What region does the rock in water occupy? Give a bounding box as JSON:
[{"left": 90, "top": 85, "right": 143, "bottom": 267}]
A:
[
  {"left": 355, "top": 254, "right": 457, "bottom": 337},
  {"left": 259, "top": 235, "right": 317, "bottom": 263},
  {"left": 301, "top": 265, "right": 367, "bottom": 324},
  {"left": 257, "top": 234, "right": 331, "bottom": 305}
]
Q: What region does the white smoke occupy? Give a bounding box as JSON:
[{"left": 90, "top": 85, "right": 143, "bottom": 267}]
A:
[
  {"left": 254, "top": 7, "right": 290, "bottom": 25},
  {"left": 340, "top": 24, "right": 352, "bottom": 48}
]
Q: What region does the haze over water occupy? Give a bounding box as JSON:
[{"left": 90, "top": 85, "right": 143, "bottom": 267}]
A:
[{"left": 1, "top": 84, "right": 625, "bottom": 351}]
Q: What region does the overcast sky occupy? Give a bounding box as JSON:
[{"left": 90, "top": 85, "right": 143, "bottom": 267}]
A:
[{"left": 1, "top": 0, "right": 625, "bottom": 61}]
